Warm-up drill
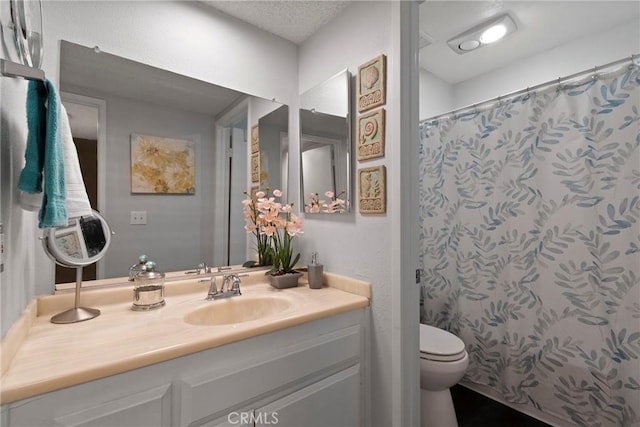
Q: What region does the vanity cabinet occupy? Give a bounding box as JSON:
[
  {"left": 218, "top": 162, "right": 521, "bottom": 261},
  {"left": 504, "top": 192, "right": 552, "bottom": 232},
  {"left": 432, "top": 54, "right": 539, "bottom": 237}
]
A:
[{"left": 1, "top": 309, "right": 368, "bottom": 427}]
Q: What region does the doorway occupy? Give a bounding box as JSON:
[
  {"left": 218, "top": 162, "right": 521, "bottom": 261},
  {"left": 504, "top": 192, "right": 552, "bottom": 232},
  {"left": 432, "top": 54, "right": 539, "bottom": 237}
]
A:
[{"left": 58, "top": 93, "right": 106, "bottom": 283}]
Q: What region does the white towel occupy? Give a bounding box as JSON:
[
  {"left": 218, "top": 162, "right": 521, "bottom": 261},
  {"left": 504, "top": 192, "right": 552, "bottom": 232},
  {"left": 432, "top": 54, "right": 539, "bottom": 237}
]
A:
[{"left": 60, "top": 103, "right": 93, "bottom": 219}]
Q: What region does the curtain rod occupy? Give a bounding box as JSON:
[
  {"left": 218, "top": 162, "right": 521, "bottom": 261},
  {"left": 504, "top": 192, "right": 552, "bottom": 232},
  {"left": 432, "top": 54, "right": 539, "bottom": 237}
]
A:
[
  {"left": 420, "top": 53, "right": 639, "bottom": 126},
  {"left": 0, "top": 58, "right": 45, "bottom": 81}
]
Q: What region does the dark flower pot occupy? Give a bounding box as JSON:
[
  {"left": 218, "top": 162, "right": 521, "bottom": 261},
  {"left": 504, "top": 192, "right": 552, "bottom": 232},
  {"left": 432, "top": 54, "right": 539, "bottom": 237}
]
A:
[{"left": 269, "top": 271, "right": 302, "bottom": 289}]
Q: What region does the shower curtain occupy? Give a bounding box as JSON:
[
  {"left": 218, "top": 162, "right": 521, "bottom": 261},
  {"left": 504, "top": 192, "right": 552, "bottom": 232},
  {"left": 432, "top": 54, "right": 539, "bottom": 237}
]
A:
[{"left": 419, "top": 61, "right": 639, "bottom": 426}]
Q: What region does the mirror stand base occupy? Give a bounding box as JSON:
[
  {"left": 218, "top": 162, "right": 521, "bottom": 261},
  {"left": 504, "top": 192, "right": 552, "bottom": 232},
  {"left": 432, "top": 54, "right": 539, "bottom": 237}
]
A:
[{"left": 51, "top": 307, "right": 101, "bottom": 324}]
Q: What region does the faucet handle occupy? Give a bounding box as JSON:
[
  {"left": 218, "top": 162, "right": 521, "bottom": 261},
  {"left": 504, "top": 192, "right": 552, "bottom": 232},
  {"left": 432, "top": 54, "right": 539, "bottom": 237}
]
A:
[
  {"left": 205, "top": 276, "right": 218, "bottom": 300},
  {"left": 229, "top": 274, "right": 242, "bottom": 295}
]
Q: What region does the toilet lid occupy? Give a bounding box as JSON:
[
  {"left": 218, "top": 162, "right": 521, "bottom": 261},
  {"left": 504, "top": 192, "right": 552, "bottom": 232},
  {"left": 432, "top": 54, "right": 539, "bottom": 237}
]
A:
[{"left": 419, "top": 324, "right": 466, "bottom": 359}]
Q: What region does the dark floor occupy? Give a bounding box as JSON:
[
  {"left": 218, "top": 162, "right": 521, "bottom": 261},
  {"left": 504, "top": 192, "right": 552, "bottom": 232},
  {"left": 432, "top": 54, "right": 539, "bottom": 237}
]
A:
[{"left": 451, "top": 385, "right": 552, "bottom": 427}]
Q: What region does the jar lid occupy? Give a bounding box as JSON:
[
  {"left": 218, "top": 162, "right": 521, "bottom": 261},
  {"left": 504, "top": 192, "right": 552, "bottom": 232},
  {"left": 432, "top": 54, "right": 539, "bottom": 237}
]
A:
[{"left": 136, "top": 261, "right": 165, "bottom": 280}]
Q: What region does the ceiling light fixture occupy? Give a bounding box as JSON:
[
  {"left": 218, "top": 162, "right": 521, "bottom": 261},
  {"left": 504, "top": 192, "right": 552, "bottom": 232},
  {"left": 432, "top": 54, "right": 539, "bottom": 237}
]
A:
[
  {"left": 480, "top": 24, "right": 508, "bottom": 44},
  {"left": 447, "top": 13, "right": 517, "bottom": 54}
]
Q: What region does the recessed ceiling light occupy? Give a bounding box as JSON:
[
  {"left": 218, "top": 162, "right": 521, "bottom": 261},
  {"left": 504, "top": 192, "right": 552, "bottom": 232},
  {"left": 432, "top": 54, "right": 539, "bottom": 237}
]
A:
[
  {"left": 447, "top": 13, "right": 517, "bottom": 55},
  {"left": 459, "top": 40, "right": 481, "bottom": 51},
  {"left": 480, "top": 24, "right": 508, "bottom": 44}
]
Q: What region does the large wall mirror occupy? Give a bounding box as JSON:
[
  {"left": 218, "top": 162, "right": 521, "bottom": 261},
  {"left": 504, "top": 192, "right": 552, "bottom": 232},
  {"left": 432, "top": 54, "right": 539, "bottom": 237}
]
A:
[
  {"left": 59, "top": 41, "right": 289, "bottom": 281},
  {"left": 299, "top": 69, "right": 351, "bottom": 213}
]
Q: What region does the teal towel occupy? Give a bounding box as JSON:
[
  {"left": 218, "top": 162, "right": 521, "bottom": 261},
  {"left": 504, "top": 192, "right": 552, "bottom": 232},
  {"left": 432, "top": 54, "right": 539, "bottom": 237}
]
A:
[{"left": 17, "top": 79, "right": 67, "bottom": 228}]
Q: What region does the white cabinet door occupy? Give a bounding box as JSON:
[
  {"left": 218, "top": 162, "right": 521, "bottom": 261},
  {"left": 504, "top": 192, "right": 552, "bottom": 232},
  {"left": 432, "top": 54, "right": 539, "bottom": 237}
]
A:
[
  {"left": 254, "top": 364, "right": 361, "bottom": 427},
  {"left": 52, "top": 384, "right": 172, "bottom": 427}
]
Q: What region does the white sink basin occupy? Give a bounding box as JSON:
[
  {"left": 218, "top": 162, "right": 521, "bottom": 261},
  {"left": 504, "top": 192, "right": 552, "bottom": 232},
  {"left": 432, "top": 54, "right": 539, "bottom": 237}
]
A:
[{"left": 184, "top": 296, "right": 293, "bottom": 326}]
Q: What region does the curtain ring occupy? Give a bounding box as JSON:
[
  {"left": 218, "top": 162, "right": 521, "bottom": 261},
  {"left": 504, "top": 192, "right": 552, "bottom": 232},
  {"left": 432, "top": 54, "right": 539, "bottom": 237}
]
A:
[
  {"left": 497, "top": 95, "right": 502, "bottom": 106},
  {"left": 592, "top": 66, "right": 598, "bottom": 80}
]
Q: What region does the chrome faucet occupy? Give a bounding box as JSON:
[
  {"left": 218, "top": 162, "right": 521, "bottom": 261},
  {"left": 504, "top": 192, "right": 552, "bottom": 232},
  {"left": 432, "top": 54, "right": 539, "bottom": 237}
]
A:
[{"left": 205, "top": 273, "right": 242, "bottom": 300}]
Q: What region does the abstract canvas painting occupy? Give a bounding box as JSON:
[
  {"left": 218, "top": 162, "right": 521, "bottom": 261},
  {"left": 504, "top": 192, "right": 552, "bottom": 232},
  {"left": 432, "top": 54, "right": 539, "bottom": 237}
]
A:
[{"left": 131, "top": 134, "right": 195, "bottom": 194}]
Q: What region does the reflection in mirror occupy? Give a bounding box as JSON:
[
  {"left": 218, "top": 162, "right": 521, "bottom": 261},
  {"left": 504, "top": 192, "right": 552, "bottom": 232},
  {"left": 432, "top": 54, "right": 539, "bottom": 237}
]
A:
[
  {"left": 59, "top": 41, "right": 289, "bottom": 280},
  {"left": 258, "top": 104, "right": 289, "bottom": 198},
  {"left": 299, "top": 69, "right": 351, "bottom": 213}
]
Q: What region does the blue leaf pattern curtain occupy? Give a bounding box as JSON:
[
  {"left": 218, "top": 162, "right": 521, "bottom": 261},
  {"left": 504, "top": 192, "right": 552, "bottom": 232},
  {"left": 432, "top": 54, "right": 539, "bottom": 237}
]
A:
[{"left": 419, "top": 62, "right": 640, "bottom": 426}]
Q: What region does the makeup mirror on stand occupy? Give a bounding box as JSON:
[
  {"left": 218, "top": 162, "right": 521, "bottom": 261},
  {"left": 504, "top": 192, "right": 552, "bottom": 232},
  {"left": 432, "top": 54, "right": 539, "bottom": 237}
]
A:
[{"left": 41, "top": 211, "right": 113, "bottom": 323}]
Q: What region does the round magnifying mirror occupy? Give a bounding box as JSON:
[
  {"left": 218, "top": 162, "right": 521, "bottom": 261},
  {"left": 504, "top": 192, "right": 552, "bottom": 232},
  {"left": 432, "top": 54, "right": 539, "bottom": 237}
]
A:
[
  {"left": 10, "top": 0, "right": 44, "bottom": 69},
  {"left": 42, "top": 210, "right": 112, "bottom": 268},
  {"left": 42, "top": 211, "right": 112, "bottom": 324}
]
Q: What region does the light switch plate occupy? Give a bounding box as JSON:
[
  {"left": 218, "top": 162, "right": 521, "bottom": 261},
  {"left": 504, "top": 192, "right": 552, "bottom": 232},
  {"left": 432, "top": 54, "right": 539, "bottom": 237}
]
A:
[{"left": 130, "top": 211, "right": 147, "bottom": 225}]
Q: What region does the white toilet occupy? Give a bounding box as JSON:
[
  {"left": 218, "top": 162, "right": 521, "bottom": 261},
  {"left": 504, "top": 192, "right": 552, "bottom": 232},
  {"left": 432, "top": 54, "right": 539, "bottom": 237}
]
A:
[{"left": 419, "top": 324, "right": 469, "bottom": 427}]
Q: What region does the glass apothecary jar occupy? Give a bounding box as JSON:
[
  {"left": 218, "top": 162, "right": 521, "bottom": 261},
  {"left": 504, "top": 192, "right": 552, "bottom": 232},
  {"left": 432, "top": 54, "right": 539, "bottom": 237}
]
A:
[{"left": 132, "top": 261, "right": 165, "bottom": 311}]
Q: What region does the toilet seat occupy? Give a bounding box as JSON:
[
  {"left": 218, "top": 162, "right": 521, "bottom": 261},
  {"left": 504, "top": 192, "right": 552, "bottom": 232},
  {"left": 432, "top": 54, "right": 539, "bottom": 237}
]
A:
[{"left": 420, "top": 324, "right": 466, "bottom": 362}]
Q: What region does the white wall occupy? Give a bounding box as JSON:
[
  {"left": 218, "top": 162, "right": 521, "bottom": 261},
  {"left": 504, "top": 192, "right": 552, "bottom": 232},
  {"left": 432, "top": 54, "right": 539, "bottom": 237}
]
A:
[
  {"left": 1, "top": 0, "right": 297, "bottom": 336},
  {"left": 419, "top": 68, "right": 454, "bottom": 121},
  {"left": 418, "top": 18, "right": 639, "bottom": 123},
  {"left": 452, "top": 18, "right": 640, "bottom": 109},
  {"left": 0, "top": 2, "right": 50, "bottom": 337},
  {"left": 299, "top": 2, "right": 419, "bottom": 425}
]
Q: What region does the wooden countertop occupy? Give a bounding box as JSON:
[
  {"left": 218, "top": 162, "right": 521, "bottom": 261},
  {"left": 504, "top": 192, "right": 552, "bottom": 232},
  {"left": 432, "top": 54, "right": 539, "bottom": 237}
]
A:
[{"left": 0, "top": 271, "right": 370, "bottom": 404}]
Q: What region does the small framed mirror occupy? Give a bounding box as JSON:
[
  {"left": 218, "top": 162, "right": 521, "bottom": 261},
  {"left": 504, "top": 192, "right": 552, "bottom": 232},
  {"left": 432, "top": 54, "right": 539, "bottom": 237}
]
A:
[{"left": 299, "top": 69, "right": 351, "bottom": 213}]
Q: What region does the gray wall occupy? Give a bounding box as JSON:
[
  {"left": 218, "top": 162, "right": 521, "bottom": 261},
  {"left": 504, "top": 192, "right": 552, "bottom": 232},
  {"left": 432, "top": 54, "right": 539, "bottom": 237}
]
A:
[{"left": 61, "top": 84, "right": 218, "bottom": 277}]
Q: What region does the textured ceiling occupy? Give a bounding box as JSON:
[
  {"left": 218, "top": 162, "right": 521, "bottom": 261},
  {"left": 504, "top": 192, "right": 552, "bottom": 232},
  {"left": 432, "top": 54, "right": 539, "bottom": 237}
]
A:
[
  {"left": 204, "top": 0, "right": 638, "bottom": 84},
  {"left": 202, "top": 0, "right": 352, "bottom": 44}
]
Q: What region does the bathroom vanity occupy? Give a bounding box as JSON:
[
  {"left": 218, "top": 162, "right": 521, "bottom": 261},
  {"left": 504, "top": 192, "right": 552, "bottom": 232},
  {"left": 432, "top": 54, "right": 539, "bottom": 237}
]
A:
[{"left": 0, "top": 271, "right": 371, "bottom": 426}]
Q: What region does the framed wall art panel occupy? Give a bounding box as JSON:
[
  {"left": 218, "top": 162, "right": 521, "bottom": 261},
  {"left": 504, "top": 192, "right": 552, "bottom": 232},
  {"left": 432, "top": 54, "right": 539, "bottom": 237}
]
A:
[{"left": 358, "top": 165, "right": 386, "bottom": 214}]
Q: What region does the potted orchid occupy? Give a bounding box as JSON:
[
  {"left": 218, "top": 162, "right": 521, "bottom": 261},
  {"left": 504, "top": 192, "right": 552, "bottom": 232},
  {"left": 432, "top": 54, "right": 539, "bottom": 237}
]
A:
[
  {"left": 304, "top": 190, "right": 348, "bottom": 213},
  {"left": 243, "top": 189, "right": 304, "bottom": 288}
]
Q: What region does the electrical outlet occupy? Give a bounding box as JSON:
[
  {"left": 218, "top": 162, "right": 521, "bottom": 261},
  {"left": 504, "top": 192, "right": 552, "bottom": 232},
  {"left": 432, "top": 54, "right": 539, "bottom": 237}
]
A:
[{"left": 130, "top": 211, "right": 147, "bottom": 225}]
